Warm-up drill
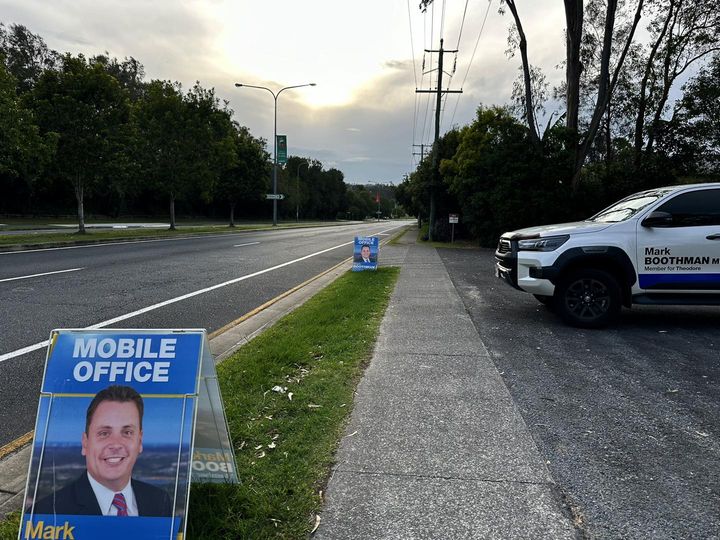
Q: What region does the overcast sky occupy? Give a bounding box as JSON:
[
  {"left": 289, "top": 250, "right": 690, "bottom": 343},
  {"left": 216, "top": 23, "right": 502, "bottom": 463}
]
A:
[{"left": 2, "top": 0, "right": 570, "bottom": 184}]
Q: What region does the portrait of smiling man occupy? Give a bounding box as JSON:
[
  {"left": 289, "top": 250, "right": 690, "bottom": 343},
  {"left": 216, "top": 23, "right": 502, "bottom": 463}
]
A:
[{"left": 32, "top": 385, "right": 173, "bottom": 517}]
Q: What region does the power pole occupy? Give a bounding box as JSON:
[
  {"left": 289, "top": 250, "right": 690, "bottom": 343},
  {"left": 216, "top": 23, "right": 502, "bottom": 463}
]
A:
[
  {"left": 416, "top": 38, "right": 461, "bottom": 241},
  {"left": 412, "top": 143, "right": 427, "bottom": 161}
]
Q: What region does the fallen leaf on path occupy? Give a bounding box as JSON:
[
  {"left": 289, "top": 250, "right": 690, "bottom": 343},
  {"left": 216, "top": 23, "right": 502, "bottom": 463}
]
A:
[{"left": 311, "top": 515, "right": 321, "bottom": 534}]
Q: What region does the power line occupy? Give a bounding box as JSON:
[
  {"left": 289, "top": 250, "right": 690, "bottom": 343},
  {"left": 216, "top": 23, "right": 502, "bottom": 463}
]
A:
[
  {"left": 440, "top": 0, "right": 447, "bottom": 41},
  {"left": 456, "top": 0, "right": 470, "bottom": 50},
  {"left": 408, "top": 0, "right": 419, "bottom": 152},
  {"left": 407, "top": 0, "right": 418, "bottom": 89},
  {"left": 449, "top": 0, "right": 493, "bottom": 129}
]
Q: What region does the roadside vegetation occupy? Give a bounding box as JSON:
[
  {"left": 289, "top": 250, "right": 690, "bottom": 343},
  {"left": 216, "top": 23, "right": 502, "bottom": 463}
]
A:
[
  {"left": 0, "top": 267, "right": 399, "bottom": 539},
  {"left": 400, "top": 1, "right": 720, "bottom": 245},
  {"left": 0, "top": 23, "right": 401, "bottom": 231}
]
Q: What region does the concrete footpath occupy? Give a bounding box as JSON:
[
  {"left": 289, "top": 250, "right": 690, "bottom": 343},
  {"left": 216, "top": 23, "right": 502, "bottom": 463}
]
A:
[{"left": 316, "top": 234, "right": 578, "bottom": 539}]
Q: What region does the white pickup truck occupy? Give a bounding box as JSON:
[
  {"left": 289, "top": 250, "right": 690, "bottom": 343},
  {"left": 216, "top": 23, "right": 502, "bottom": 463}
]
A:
[{"left": 495, "top": 183, "right": 720, "bottom": 327}]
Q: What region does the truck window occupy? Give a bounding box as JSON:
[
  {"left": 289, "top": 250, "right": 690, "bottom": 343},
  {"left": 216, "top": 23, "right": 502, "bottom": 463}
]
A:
[
  {"left": 588, "top": 189, "right": 673, "bottom": 223},
  {"left": 655, "top": 189, "right": 720, "bottom": 227}
]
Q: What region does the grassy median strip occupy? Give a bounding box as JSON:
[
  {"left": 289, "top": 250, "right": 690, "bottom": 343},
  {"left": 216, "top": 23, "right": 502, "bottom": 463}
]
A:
[
  {"left": 0, "top": 221, "right": 350, "bottom": 248},
  {"left": 188, "top": 267, "right": 399, "bottom": 538}
]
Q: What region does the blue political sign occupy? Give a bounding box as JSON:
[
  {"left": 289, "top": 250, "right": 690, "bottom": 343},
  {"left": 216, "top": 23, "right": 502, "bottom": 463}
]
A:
[
  {"left": 20, "top": 329, "right": 205, "bottom": 540},
  {"left": 352, "top": 236, "right": 379, "bottom": 272},
  {"left": 41, "top": 331, "right": 202, "bottom": 395}
]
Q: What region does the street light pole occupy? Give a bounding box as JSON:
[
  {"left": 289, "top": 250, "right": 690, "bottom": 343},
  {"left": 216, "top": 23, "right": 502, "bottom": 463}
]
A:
[
  {"left": 234, "top": 82, "right": 316, "bottom": 226},
  {"left": 296, "top": 160, "right": 309, "bottom": 223}
]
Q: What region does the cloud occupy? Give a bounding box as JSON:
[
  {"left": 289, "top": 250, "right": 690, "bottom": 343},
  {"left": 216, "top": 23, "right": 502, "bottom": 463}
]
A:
[
  {"left": 0, "top": 0, "right": 571, "bottom": 185},
  {"left": 383, "top": 59, "right": 413, "bottom": 70}
]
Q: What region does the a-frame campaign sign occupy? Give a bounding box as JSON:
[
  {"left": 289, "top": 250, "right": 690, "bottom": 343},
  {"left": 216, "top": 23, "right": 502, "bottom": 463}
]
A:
[
  {"left": 192, "top": 339, "right": 238, "bottom": 484},
  {"left": 19, "top": 329, "right": 237, "bottom": 540}
]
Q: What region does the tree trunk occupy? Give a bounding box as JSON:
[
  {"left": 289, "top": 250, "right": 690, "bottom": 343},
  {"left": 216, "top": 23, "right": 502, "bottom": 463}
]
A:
[
  {"left": 506, "top": 1, "right": 541, "bottom": 151},
  {"left": 169, "top": 194, "right": 176, "bottom": 231},
  {"left": 229, "top": 202, "right": 235, "bottom": 227},
  {"left": 75, "top": 178, "right": 85, "bottom": 234},
  {"left": 633, "top": 1, "right": 674, "bottom": 169},
  {"left": 572, "top": 0, "right": 617, "bottom": 189},
  {"left": 605, "top": 95, "right": 613, "bottom": 165},
  {"left": 564, "top": 0, "right": 584, "bottom": 134}
]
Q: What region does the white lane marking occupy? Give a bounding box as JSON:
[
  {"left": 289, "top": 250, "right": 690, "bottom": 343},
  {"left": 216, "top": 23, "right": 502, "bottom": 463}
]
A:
[
  {"left": 234, "top": 242, "right": 260, "bottom": 248},
  {"left": 0, "top": 223, "right": 407, "bottom": 363},
  {"left": 0, "top": 267, "right": 84, "bottom": 283}
]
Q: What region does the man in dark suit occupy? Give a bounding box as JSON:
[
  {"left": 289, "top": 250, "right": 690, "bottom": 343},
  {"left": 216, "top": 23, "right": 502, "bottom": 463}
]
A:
[{"left": 32, "top": 385, "right": 172, "bottom": 517}]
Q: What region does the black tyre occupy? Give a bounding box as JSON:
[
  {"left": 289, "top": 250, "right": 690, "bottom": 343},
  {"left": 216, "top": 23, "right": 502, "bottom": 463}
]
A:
[{"left": 554, "top": 269, "right": 621, "bottom": 328}]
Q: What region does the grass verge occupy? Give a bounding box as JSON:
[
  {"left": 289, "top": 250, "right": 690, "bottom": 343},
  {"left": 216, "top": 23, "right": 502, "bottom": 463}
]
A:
[
  {"left": 187, "top": 267, "right": 399, "bottom": 538},
  {"left": 0, "top": 513, "right": 19, "bottom": 540},
  {"left": 0, "top": 222, "right": 347, "bottom": 249}
]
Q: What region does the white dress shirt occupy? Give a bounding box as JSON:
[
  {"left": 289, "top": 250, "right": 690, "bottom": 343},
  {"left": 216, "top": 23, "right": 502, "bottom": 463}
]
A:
[{"left": 87, "top": 472, "right": 139, "bottom": 516}]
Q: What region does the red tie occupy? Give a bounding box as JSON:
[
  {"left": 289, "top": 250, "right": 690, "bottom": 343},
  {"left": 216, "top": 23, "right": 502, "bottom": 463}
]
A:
[{"left": 112, "top": 493, "right": 128, "bottom": 516}]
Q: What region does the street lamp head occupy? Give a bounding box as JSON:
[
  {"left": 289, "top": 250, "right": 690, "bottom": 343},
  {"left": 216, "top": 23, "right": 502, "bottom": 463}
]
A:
[
  {"left": 309, "top": 83, "right": 317, "bottom": 86},
  {"left": 234, "top": 83, "right": 243, "bottom": 87}
]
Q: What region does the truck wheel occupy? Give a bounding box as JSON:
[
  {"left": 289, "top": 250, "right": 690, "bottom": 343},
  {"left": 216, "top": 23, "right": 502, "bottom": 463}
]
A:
[{"left": 554, "top": 269, "right": 621, "bottom": 328}]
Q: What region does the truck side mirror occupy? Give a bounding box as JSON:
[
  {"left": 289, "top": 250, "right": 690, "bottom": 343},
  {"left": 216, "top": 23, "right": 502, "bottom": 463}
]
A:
[{"left": 641, "top": 211, "right": 673, "bottom": 228}]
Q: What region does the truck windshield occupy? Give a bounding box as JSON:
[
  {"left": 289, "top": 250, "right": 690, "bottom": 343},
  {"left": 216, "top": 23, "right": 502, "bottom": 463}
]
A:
[{"left": 588, "top": 189, "right": 673, "bottom": 223}]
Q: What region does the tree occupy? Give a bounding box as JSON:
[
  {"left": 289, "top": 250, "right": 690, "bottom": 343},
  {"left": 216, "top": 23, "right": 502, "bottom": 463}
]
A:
[
  {"left": 92, "top": 54, "right": 146, "bottom": 101},
  {"left": 0, "top": 62, "right": 56, "bottom": 213},
  {"left": 346, "top": 186, "right": 375, "bottom": 220},
  {"left": 443, "top": 107, "right": 574, "bottom": 245},
  {"left": 400, "top": 129, "right": 461, "bottom": 239},
  {"left": 501, "top": 1, "right": 542, "bottom": 150},
  {"left": 632, "top": 0, "right": 720, "bottom": 168},
  {"left": 0, "top": 23, "right": 59, "bottom": 93},
  {"left": 659, "top": 53, "right": 720, "bottom": 175},
  {"left": 31, "top": 54, "right": 131, "bottom": 232},
  {"left": 215, "top": 124, "right": 269, "bottom": 226},
  {"left": 501, "top": 0, "right": 644, "bottom": 187}
]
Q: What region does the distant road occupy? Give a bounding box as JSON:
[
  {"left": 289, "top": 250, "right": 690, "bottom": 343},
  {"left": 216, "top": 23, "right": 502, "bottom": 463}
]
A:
[{"left": 0, "top": 221, "right": 412, "bottom": 446}]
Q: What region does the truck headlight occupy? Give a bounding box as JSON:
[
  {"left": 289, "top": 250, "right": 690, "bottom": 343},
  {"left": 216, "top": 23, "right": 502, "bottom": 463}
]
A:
[{"left": 517, "top": 235, "right": 569, "bottom": 252}]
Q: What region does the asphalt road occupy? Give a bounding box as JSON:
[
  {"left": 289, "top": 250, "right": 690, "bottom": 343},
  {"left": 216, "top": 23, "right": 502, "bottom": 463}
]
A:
[
  {"left": 439, "top": 247, "right": 720, "bottom": 539},
  {"left": 0, "top": 221, "right": 411, "bottom": 447}
]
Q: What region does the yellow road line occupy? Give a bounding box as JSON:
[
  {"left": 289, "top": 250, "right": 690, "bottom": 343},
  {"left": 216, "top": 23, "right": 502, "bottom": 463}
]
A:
[
  {"left": 208, "top": 256, "right": 353, "bottom": 339},
  {"left": 0, "top": 431, "right": 33, "bottom": 460}
]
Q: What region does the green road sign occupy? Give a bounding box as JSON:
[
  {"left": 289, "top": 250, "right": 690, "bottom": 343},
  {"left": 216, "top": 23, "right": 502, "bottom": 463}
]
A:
[{"left": 277, "top": 135, "right": 287, "bottom": 164}]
